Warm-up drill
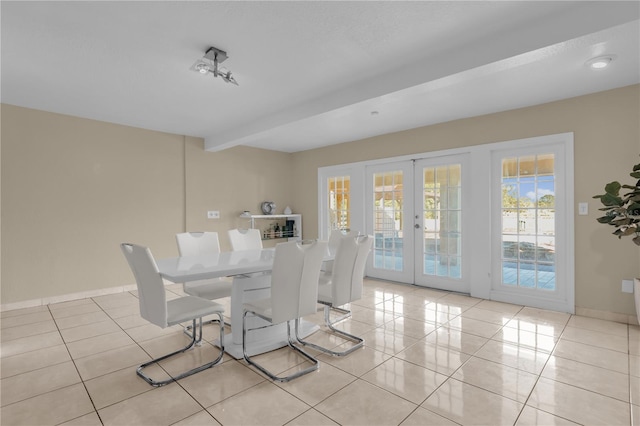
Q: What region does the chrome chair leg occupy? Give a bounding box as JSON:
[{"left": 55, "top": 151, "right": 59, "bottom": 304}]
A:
[
  {"left": 326, "top": 305, "right": 351, "bottom": 326},
  {"left": 183, "top": 316, "right": 229, "bottom": 345},
  {"left": 137, "top": 314, "right": 225, "bottom": 387},
  {"left": 242, "top": 311, "right": 318, "bottom": 382},
  {"left": 296, "top": 305, "right": 363, "bottom": 357}
]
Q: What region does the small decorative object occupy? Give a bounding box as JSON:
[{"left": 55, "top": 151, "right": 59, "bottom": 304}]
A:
[
  {"left": 240, "top": 210, "right": 251, "bottom": 218},
  {"left": 261, "top": 201, "right": 276, "bottom": 215},
  {"left": 284, "top": 206, "right": 292, "bottom": 215},
  {"left": 593, "top": 159, "right": 640, "bottom": 324}
]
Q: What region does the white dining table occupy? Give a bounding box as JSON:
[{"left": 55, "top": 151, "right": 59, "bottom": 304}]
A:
[{"left": 156, "top": 248, "right": 322, "bottom": 359}]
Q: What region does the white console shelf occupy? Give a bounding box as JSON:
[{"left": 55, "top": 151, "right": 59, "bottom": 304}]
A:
[{"left": 247, "top": 214, "right": 301, "bottom": 241}]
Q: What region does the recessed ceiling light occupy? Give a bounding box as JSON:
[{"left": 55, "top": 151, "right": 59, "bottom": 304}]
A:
[
  {"left": 586, "top": 55, "right": 616, "bottom": 69},
  {"left": 370, "top": 111, "right": 379, "bottom": 116}
]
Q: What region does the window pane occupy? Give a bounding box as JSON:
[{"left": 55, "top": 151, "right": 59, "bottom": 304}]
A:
[
  {"left": 502, "top": 158, "right": 518, "bottom": 178},
  {"left": 373, "top": 171, "right": 404, "bottom": 272},
  {"left": 500, "top": 154, "right": 556, "bottom": 291},
  {"left": 328, "top": 175, "right": 350, "bottom": 233},
  {"left": 537, "top": 154, "right": 555, "bottom": 175},
  {"left": 421, "top": 163, "right": 463, "bottom": 280}
]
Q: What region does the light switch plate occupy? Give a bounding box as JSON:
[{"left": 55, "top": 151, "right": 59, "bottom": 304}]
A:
[
  {"left": 578, "top": 202, "right": 588, "bottom": 215},
  {"left": 207, "top": 210, "right": 220, "bottom": 219}
]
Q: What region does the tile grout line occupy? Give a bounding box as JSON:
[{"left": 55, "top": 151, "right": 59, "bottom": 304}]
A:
[
  {"left": 50, "top": 301, "right": 105, "bottom": 425},
  {"left": 512, "top": 312, "right": 577, "bottom": 425}
]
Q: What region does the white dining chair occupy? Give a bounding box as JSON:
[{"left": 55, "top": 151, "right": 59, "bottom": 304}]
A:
[
  {"left": 242, "top": 240, "right": 327, "bottom": 382},
  {"left": 228, "top": 228, "right": 266, "bottom": 282},
  {"left": 297, "top": 234, "right": 373, "bottom": 356},
  {"left": 176, "top": 232, "right": 233, "bottom": 301},
  {"left": 176, "top": 232, "right": 233, "bottom": 339},
  {"left": 120, "top": 243, "right": 225, "bottom": 386},
  {"left": 228, "top": 228, "right": 263, "bottom": 251},
  {"left": 321, "top": 228, "right": 353, "bottom": 274}
]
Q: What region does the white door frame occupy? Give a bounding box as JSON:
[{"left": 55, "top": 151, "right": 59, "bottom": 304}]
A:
[{"left": 488, "top": 138, "right": 574, "bottom": 313}]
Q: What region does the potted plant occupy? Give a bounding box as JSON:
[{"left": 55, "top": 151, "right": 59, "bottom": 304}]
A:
[{"left": 593, "top": 160, "right": 640, "bottom": 324}]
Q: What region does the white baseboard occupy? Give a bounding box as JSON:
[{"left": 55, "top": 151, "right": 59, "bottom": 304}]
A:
[
  {"left": 0, "top": 284, "right": 138, "bottom": 313},
  {"left": 575, "top": 306, "right": 639, "bottom": 326}
]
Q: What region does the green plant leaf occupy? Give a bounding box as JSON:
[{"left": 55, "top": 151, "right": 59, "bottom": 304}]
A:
[
  {"left": 596, "top": 215, "right": 614, "bottom": 224},
  {"left": 600, "top": 192, "right": 623, "bottom": 206},
  {"left": 595, "top": 161, "right": 640, "bottom": 245},
  {"left": 612, "top": 217, "right": 632, "bottom": 226},
  {"left": 604, "top": 181, "right": 621, "bottom": 195}
]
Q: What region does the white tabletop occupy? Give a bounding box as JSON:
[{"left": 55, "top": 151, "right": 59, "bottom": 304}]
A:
[
  {"left": 156, "top": 249, "right": 275, "bottom": 283},
  {"left": 156, "top": 246, "right": 330, "bottom": 358}
]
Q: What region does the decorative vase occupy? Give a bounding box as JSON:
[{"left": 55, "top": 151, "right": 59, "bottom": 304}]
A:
[
  {"left": 284, "top": 206, "right": 292, "bottom": 215},
  {"left": 635, "top": 278, "right": 640, "bottom": 326}
]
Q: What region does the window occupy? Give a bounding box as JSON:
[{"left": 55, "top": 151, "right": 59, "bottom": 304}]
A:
[{"left": 328, "top": 175, "right": 351, "bottom": 233}]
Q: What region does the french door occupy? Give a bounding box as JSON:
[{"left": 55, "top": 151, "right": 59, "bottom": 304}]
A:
[
  {"left": 318, "top": 133, "right": 574, "bottom": 313},
  {"left": 365, "top": 162, "right": 415, "bottom": 283},
  {"left": 319, "top": 166, "right": 364, "bottom": 238},
  {"left": 490, "top": 142, "right": 573, "bottom": 312},
  {"left": 364, "top": 156, "right": 469, "bottom": 292},
  {"left": 413, "top": 155, "right": 469, "bottom": 292}
]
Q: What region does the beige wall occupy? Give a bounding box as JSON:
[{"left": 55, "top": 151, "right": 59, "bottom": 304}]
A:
[
  {"left": 1, "top": 105, "right": 185, "bottom": 303},
  {"left": 2, "top": 85, "right": 639, "bottom": 319},
  {"left": 0, "top": 106, "right": 294, "bottom": 305},
  {"left": 183, "top": 139, "right": 294, "bottom": 251},
  {"left": 292, "top": 84, "right": 640, "bottom": 318}
]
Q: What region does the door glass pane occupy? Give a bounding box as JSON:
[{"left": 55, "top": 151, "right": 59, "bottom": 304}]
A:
[
  {"left": 421, "top": 164, "right": 462, "bottom": 278},
  {"left": 501, "top": 155, "right": 556, "bottom": 291},
  {"left": 373, "top": 171, "right": 404, "bottom": 271},
  {"left": 328, "top": 176, "right": 350, "bottom": 234}
]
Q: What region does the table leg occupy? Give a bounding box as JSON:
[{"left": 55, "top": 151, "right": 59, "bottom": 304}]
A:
[{"left": 217, "top": 273, "right": 319, "bottom": 359}]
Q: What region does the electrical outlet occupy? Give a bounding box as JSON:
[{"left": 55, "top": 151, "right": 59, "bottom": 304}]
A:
[
  {"left": 207, "top": 210, "right": 220, "bottom": 219},
  {"left": 622, "top": 279, "right": 634, "bottom": 293}
]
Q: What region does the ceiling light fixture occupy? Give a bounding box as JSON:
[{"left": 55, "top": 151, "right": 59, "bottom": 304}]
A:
[
  {"left": 586, "top": 55, "right": 616, "bottom": 69},
  {"left": 190, "top": 46, "right": 238, "bottom": 85},
  {"left": 196, "top": 63, "right": 209, "bottom": 74}
]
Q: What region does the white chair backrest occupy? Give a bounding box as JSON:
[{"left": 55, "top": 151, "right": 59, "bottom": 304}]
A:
[
  {"left": 270, "top": 240, "right": 327, "bottom": 324},
  {"left": 327, "top": 229, "right": 352, "bottom": 256},
  {"left": 120, "top": 243, "right": 167, "bottom": 327},
  {"left": 351, "top": 235, "right": 373, "bottom": 302},
  {"left": 330, "top": 235, "right": 360, "bottom": 306},
  {"left": 330, "top": 235, "right": 373, "bottom": 306},
  {"left": 176, "top": 232, "right": 221, "bottom": 257},
  {"left": 228, "top": 228, "right": 263, "bottom": 251}
]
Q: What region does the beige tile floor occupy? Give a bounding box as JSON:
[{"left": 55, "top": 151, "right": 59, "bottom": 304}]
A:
[{"left": 1, "top": 279, "right": 639, "bottom": 426}]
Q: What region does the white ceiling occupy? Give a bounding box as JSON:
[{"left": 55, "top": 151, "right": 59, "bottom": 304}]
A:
[{"left": 2, "top": 1, "right": 639, "bottom": 153}]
